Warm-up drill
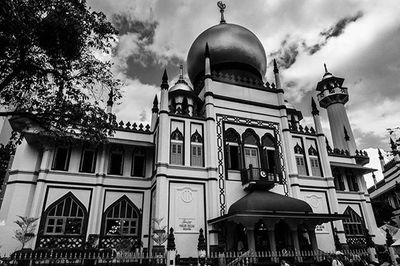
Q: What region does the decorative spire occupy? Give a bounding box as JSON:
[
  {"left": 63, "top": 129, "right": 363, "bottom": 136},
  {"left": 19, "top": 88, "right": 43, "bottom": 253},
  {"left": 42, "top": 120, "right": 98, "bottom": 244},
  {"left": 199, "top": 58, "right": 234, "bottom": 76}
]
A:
[
  {"left": 344, "top": 126, "right": 350, "bottom": 141},
  {"left": 323, "top": 63, "right": 332, "bottom": 78},
  {"left": 107, "top": 88, "right": 114, "bottom": 108},
  {"left": 175, "top": 64, "right": 188, "bottom": 85},
  {"left": 217, "top": 1, "right": 226, "bottom": 24},
  {"left": 311, "top": 97, "right": 319, "bottom": 116},
  {"left": 152, "top": 95, "right": 158, "bottom": 113},
  {"left": 378, "top": 148, "right": 384, "bottom": 160},
  {"left": 390, "top": 138, "right": 397, "bottom": 151},
  {"left": 273, "top": 59, "right": 279, "bottom": 74},
  {"left": 161, "top": 69, "right": 169, "bottom": 90},
  {"left": 204, "top": 42, "right": 210, "bottom": 58}
]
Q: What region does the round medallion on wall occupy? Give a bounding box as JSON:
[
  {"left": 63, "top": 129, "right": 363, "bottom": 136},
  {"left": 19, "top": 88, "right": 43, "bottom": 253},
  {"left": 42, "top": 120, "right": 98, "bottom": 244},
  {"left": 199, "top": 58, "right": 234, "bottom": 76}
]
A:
[
  {"left": 260, "top": 171, "right": 266, "bottom": 178},
  {"left": 181, "top": 189, "right": 193, "bottom": 203}
]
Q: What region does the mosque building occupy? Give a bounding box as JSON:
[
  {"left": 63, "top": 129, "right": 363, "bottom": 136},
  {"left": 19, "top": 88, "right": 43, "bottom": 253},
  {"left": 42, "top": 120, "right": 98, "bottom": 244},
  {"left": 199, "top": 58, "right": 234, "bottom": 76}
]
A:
[{"left": 0, "top": 3, "right": 382, "bottom": 257}]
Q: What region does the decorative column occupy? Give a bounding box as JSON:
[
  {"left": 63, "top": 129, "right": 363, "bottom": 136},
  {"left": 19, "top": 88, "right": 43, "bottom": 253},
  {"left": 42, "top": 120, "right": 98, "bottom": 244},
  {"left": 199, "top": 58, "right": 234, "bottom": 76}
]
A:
[
  {"left": 246, "top": 226, "right": 256, "bottom": 251},
  {"left": 155, "top": 70, "right": 170, "bottom": 237},
  {"left": 290, "top": 225, "right": 301, "bottom": 262},
  {"left": 203, "top": 43, "right": 219, "bottom": 224},
  {"left": 274, "top": 59, "right": 297, "bottom": 197}
]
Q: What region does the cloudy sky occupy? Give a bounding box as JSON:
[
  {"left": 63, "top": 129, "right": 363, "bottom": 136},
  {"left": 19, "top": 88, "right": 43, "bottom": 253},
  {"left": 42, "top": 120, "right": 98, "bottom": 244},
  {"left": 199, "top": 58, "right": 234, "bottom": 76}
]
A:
[{"left": 89, "top": 0, "right": 400, "bottom": 184}]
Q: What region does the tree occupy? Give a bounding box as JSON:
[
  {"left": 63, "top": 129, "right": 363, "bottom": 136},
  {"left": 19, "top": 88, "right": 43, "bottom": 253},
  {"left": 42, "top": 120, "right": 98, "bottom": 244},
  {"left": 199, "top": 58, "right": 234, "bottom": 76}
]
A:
[
  {"left": 14, "top": 216, "right": 39, "bottom": 249},
  {"left": 372, "top": 200, "right": 394, "bottom": 227},
  {"left": 0, "top": 0, "right": 121, "bottom": 144}
]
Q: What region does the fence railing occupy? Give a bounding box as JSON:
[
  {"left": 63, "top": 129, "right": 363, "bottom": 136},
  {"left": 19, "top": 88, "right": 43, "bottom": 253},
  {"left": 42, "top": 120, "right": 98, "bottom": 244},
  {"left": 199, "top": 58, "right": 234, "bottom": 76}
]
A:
[
  {"left": 0, "top": 249, "right": 370, "bottom": 266},
  {"left": 1, "top": 251, "right": 166, "bottom": 266}
]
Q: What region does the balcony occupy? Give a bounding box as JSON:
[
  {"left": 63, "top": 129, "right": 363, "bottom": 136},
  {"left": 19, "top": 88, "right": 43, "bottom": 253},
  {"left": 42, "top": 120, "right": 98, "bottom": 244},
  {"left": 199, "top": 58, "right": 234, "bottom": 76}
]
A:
[{"left": 240, "top": 166, "right": 280, "bottom": 190}]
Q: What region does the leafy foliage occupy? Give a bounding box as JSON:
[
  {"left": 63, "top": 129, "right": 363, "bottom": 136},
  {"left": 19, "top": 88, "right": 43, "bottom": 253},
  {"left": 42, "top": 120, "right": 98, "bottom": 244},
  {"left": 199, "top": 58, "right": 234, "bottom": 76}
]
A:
[
  {"left": 0, "top": 143, "right": 15, "bottom": 192},
  {"left": 0, "top": 0, "right": 121, "bottom": 143},
  {"left": 372, "top": 200, "right": 395, "bottom": 227},
  {"left": 14, "top": 215, "right": 39, "bottom": 249}
]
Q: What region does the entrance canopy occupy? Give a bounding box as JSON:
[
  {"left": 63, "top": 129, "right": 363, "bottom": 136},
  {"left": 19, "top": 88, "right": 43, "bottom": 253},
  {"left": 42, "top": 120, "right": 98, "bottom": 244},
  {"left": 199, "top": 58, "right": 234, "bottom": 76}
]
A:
[
  {"left": 330, "top": 162, "right": 376, "bottom": 175},
  {"left": 209, "top": 191, "right": 346, "bottom": 226}
]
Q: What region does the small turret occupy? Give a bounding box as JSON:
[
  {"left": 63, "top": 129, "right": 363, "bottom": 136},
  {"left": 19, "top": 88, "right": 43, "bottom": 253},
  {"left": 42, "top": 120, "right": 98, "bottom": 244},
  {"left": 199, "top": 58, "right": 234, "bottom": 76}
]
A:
[
  {"left": 273, "top": 59, "right": 281, "bottom": 90},
  {"left": 106, "top": 88, "right": 114, "bottom": 114},
  {"left": 378, "top": 149, "right": 385, "bottom": 171},
  {"left": 160, "top": 69, "right": 169, "bottom": 112},
  {"left": 311, "top": 97, "right": 322, "bottom": 134}
]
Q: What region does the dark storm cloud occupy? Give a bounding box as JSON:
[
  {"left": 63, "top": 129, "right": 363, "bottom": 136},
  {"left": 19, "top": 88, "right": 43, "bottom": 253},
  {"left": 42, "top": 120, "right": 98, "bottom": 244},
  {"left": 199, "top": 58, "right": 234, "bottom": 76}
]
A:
[
  {"left": 321, "top": 12, "right": 363, "bottom": 39},
  {"left": 269, "top": 36, "right": 300, "bottom": 69},
  {"left": 111, "top": 13, "right": 184, "bottom": 85},
  {"left": 305, "top": 11, "right": 363, "bottom": 55},
  {"left": 270, "top": 12, "right": 364, "bottom": 67},
  {"left": 112, "top": 13, "right": 158, "bottom": 44}
]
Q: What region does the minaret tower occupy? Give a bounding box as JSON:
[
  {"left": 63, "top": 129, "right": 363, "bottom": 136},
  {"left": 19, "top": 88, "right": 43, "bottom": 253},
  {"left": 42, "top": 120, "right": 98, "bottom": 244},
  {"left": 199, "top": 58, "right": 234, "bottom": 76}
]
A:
[{"left": 316, "top": 64, "right": 357, "bottom": 154}]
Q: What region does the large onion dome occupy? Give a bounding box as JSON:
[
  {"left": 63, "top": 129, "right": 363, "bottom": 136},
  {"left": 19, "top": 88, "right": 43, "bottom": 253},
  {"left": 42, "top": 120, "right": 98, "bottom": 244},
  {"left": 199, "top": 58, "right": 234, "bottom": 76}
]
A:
[{"left": 187, "top": 23, "right": 267, "bottom": 87}]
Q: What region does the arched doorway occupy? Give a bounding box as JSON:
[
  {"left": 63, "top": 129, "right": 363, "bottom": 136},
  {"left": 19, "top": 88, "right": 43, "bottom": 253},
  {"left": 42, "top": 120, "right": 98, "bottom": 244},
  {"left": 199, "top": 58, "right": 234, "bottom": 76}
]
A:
[
  {"left": 275, "top": 220, "right": 292, "bottom": 251},
  {"left": 234, "top": 223, "right": 247, "bottom": 252},
  {"left": 255, "top": 220, "right": 270, "bottom": 251}
]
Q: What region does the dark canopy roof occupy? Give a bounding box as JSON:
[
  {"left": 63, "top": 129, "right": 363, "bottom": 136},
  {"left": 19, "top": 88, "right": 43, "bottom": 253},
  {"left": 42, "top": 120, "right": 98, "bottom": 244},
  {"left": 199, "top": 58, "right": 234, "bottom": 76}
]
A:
[
  {"left": 228, "top": 191, "right": 313, "bottom": 215},
  {"left": 209, "top": 191, "right": 346, "bottom": 225}
]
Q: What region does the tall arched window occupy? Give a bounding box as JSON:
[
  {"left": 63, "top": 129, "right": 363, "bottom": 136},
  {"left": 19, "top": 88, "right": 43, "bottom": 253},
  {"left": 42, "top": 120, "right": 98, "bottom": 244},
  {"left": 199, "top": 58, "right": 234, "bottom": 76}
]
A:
[
  {"left": 343, "top": 207, "right": 365, "bottom": 239},
  {"left": 108, "top": 146, "right": 124, "bottom": 175},
  {"left": 242, "top": 129, "right": 260, "bottom": 170},
  {"left": 308, "top": 145, "right": 322, "bottom": 176},
  {"left": 225, "top": 128, "right": 241, "bottom": 170},
  {"left": 261, "top": 133, "right": 278, "bottom": 175},
  {"left": 294, "top": 143, "right": 308, "bottom": 175},
  {"left": 170, "top": 128, "right": 184, "bottom": 165},
  {"left": 42, "top": 192, "right": 88, "bottom": 236},
  {"left": 103, "top": 196, "right": 141, "bottom": 236},
  {"left": 191, "top": 130, "right": 203, "bottom": 167}
]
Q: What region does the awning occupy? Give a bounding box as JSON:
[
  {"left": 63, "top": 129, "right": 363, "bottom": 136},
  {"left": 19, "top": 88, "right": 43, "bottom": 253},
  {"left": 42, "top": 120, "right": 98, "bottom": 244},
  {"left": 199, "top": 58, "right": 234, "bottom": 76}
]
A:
[
  {"left": 208, "top": 210, "right": 347, "bottom": 225},
  {"left": 330, "top": 162, "right": 376, "bottom": 174},
  {"left": 208, "top": 190, "right": 347, "bottom": 226}
]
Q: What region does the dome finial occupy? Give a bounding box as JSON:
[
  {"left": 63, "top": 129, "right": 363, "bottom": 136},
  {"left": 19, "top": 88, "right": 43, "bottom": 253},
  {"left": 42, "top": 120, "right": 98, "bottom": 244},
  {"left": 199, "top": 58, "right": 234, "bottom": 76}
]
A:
[
  {"left": 324, "top": 63, "right": 328, "bottom": 73},
  {"left": 217, "top": 1, "right": 226, "bottom": 24},
  {"left": 179, "top": 64, "right": 184, "bottom": 80}
]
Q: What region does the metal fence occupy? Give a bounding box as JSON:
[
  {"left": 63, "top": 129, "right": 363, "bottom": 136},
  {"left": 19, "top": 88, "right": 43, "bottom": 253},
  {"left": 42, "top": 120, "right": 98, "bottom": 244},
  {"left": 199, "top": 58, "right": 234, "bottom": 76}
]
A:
[{"left": 0, "top": 249, "right": 370, "bottom": 266}]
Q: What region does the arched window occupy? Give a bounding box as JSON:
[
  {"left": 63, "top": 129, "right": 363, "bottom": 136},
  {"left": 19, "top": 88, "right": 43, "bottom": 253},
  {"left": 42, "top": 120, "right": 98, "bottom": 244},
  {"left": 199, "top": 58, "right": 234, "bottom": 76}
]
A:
[
  {"left": 170, "top": 128, "right": 184, "bottom": 165},
  {"left": 43, "top": 192, "right": 88, "bottom": 236},
  {"left": 294, "top": 143, "right": 308, "bottom": 175},
  {"left": 225, "top": 128, "right": 241, "bottom": 170},
  {"left": 308, "top": 145, "right": 322, "bottom": 176},
  {"left": 170, "top": 98, "right": 176, "bottom": 113},
  {"left": 343, "top": 207, "right": 365, "bottom": 238},
  {"left": 132, "top": 147, "right": 146, "bottom": 177},
  {"left": 242, "top": 129, "right": 260, "bottom": 170},
  {"left": 261, "top": 133, "right": 278, "bottom": 175},
  {"left": 182, "top": 97, "right": 189, "bottom": 115},
  {"left": 103, "top": 196, "right": 141, "bottom": 236},
  {"left": 191, "top": 130, "right": 203, "bottom": 167},
  {"left": 108, "top": 146, "right": 124, "bottom": 175}
]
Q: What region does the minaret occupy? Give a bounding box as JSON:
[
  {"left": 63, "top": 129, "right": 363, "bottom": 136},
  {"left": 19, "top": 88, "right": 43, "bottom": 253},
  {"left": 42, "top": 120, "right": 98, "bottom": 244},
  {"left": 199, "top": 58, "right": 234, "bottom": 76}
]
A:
[
  {"left": 151, "top": 95, "right": 158, "bottom": 131},
  {"left": 316, "top": 64, "right": 357, "bottom": 154}
]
